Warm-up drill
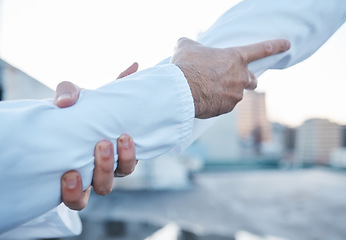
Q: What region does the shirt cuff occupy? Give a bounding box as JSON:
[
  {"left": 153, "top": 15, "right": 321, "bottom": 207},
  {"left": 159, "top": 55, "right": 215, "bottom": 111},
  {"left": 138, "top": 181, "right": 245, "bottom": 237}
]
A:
[{"left": 169, "top": 64, "right": 195, "bottom": 148}]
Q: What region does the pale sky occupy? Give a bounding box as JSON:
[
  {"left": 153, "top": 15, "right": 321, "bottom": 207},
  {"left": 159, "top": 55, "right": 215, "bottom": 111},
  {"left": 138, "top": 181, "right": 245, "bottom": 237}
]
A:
[{"left": 0, "top": 0, "right": 345, "bottom": 127}]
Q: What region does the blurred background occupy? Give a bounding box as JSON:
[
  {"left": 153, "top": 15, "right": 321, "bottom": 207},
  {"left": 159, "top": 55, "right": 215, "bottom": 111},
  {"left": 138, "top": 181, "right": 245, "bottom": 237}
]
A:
[{"left": 1, "top": 1, "right": 346, "bottom": 240}]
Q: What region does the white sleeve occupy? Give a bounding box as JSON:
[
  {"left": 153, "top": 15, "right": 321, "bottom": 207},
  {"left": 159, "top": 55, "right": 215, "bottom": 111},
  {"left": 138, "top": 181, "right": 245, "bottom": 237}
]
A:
[
  {"left": 0, "top": 64, "right": 195, "bottom": 234},
  {"left": 174, "top": 0, "right": 346, "bottom": 149},
  {"left": 0, "top": 204, "right": 81, "bottom": 239}
]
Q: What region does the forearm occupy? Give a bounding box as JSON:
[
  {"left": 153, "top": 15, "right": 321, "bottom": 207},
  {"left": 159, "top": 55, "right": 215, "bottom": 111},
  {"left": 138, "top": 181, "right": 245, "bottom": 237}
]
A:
[
  {"left": 172, "top": 0, "right": 346, "bottom": 148},
  {"left": 0, "top": 64, "right": 194, "bottom": 233},
  {"left": 197, "top": 0, "right": 346, "bottom": 75}
]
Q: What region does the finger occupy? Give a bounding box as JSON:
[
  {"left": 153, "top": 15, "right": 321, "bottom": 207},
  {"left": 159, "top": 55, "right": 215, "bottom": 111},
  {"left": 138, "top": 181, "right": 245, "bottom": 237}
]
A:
[
  {"left": 236, "top": 39, "right": 290, "bottom": 63},
  {"left": 61, "top": 170, "right": 91, "bottom": 211},
  {"left": 53, "top": 81, "right": 81, "bottom": 108},
  {"left": 245, "top": 71, "right": 258, "bottom": 90},
  {"left": 115, "top": 134, "right": 137, "bottom": 177},
  {"left": 117, "top": 62, "right": 139, "bottom": 79},
  {"left": 92, "top": 140, "right": 115, "bottom": 195}
]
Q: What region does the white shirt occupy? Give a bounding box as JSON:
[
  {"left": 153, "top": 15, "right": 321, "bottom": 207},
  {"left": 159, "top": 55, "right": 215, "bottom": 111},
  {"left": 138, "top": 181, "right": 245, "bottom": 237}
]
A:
[{"left": 1, "top": 0, "right": 345, "bottom": 238}]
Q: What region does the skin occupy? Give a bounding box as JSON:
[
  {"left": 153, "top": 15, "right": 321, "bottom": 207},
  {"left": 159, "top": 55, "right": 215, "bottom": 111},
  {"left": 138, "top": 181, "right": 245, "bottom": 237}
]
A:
[
  {"left": 56, "top": 37, "right": 290, "bottom": 210},
  {"left": 56, "top": 63, "right": 139, "bottom": 211},
  {"left": 171, "top": 38, "right": 290, "bottom": 119}
]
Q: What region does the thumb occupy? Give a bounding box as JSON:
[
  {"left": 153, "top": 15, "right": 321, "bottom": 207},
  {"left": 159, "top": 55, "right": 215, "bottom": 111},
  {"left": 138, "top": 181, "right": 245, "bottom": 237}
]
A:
[
  {"left": 117, "top": 62, "right": 139, "bottom": 79},
  {"left": 53, "top": 81, "right": 81, "bottom": 108}
]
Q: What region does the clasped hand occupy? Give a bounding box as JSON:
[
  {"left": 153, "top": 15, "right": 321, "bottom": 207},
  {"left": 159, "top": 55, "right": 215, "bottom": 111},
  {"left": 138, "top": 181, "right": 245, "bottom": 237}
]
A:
[
  {"left": 55, "top": 63, "right": 139, "bottom": 210},
  {"left": 55, "top": 37, "right": 290, "bottom": 210}
]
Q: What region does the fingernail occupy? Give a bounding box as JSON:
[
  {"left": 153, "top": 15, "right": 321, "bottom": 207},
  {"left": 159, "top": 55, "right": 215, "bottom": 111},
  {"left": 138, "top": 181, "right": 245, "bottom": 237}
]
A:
[
  {"left": 100, "top": 144, "right": 111, "bottom": 157},
  {"left": 65, "top": 176, "right": 77, "bottom": 189},
  {"left": 57, "top": 93, "right": 71, "bottom": 102},
  {"left": 119, "top": 136, "right": 130, "bottom": 149}
]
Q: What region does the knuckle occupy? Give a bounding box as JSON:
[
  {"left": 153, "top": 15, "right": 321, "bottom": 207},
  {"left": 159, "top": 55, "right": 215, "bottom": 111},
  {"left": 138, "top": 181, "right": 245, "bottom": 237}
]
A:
[
  {"left": 234, "top": 49, "right": 247, "bottom": 62},
  {"left": 228, "top": 104, "right": 236, "bottom": 113},
  {"left": 224, "top": 99, "right": 237, "bottom": 113},
  {"left": 252, "top": 81, "right": 258, "bottom": 89},
  {"left": 102, "top": 166, "right": 115, "bottom": 175},
  {"left": 242, "top": 77, "right": 250, "bottom": 86},
  {"left": 177, "top": 37, "right": 189, "bottom": 48},
  {"left": 263, "top": 42, "right": 273, "bottom": 55},
  {"left": 241, "top": 52, "right": 248, "bottom": 63},
  {"left": 236, "top": 92, "right": 244, "bottom": 102},
  {"left": 99, "top": 159, "right": 115, "bottom": 174},
  {"left": 177, "top": 37, "right": 188, "bottom": 43}
]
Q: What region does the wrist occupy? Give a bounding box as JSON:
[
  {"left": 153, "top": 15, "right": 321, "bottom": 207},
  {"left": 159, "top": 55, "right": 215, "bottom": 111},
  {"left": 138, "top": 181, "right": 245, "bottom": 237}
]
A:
[{"left": 175, "top": 63, "right": 202, "bottom": 118}]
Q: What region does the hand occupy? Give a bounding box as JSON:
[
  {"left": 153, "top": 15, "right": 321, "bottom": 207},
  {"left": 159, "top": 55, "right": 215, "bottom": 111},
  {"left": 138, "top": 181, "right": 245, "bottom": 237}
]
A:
[
  {"left": 170, "top": 38, "right": 290, "bottom": 119},
  {"left": 55, "top": 62, "right": 139, "bottom": 210},
  {"left": 61, "top": 135, "right": 137, "bottom": 210}
]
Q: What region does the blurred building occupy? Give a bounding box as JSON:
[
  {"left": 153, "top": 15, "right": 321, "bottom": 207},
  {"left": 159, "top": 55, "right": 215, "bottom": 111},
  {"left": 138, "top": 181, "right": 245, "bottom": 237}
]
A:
[
  {"left": 195, "top": 112, "right": 240, "bottom": 162},
  {"left": 295, "top": 118, "right": 342, "bottom": 164},
  {"left": 332, "top": 125, "right": 346, "bottom": 167},
  {"left": 283, "top": 126, "right": 296, "bottom": 153},
  {"left": 262, "top": 122, "right": 285, "bottom": 156},
  {"left": 0, "top": 0, "right": 2, "bottom": 44},
  {"left": 0, "top": 61, "right": 3, "bottom": 100},
  {"left": 330, "top": 148, "right": 346, "bottom": 168},
  {"left": 341, "top": 125, "right": 346, "bottom": 147},
  {"left": 183, "top": 91, "right": 279, "bottom": 164},
  {"left": 0, "top": 59, "right": 54, "bottom": 100},
  {"left": 235, "top": 91, "right": 272, "bottom": 155},
  {"left": 182, "top": 90, "right": 279, "bottom": 165}
]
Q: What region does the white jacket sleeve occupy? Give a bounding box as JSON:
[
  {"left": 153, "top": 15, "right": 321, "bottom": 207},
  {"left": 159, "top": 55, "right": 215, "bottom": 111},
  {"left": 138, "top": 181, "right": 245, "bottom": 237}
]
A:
[
  {"left": 0, "top": 204, "right": 82, "bottom": 239},
  {"left": 174, "top": 0, "right": 346, "bottom": 149},
  {"left": 0, "top": 64, "right": 195, "bottom": 234}
]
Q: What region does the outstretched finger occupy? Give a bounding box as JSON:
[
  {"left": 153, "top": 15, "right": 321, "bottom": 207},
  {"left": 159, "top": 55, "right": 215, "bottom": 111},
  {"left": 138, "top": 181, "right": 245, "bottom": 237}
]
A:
[
  {"left": 117, "top": 62, "right": 139, "bottom": 79},
  {"left": 236, "top": 39, "right": 290, "bottom": 63},
  {"left": 54, "top": 81, "right": 81, "bottom": 108}
]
